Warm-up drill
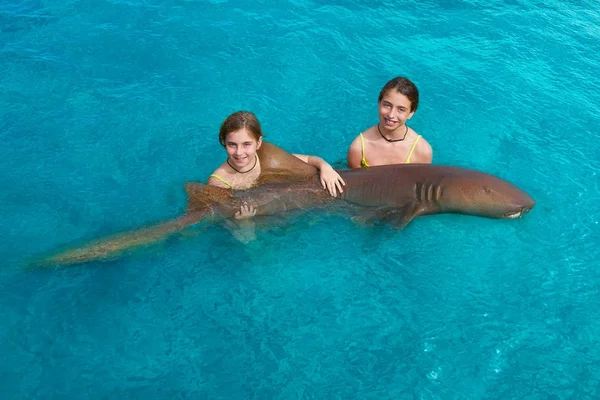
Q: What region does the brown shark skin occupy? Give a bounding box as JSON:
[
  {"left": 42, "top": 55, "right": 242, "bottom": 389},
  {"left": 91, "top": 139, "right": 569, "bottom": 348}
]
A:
[
  {"left": 35, "top": 162, "right": 534, "bottom": 267},
  {"left": 255, "top": 141, "right": 318, "bottom": 185},
  {"left": 186, "top": 164, "right": 534, "bottom": 222}
]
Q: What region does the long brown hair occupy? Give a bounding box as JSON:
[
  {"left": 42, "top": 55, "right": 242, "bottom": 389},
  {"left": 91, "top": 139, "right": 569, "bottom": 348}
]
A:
[
  {"left": 219, "top": 111, "right": 263, "bottom": 146},
  {"left": 378, "top": 77, "right": 419, "bottom": 112}
]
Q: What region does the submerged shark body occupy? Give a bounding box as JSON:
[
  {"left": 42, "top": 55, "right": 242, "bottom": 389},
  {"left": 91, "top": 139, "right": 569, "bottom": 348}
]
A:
[{"left": 36, "top": 160, "right": 534, "bottom": 267}]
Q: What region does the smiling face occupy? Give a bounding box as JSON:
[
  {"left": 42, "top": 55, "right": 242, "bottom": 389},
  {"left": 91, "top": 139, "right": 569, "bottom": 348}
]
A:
[
  {"left": 218, "top": 111, "right": 264, "bottom": 172},
  {"left": 376, "top": 77, "right": 419, "bottom": 132},
  {"left": 225, "top": 128, "right": 262, "bottom": 171},
  {"left": 378, "top": 90, "right": 415, "bottom": 130}
]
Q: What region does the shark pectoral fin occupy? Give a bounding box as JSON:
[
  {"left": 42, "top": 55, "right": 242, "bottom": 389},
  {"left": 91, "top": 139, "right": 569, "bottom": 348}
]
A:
[
  {"left": 378, "top": 203, "right": 425, "bottom": 230},
  {"left": 350, "top": 209, "right": 382, "bottom": 227},
  {"left": 350, "top": 215, "right": 375, "bottom": 227},
  {"left": 351, "top": 207, "right": 408, "bottom": 228}
]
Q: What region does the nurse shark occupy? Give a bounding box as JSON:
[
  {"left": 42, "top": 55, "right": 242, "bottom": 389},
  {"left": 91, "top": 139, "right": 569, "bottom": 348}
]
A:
[{"left": 34, "top": 142, "right": 534, "bottom": 267}]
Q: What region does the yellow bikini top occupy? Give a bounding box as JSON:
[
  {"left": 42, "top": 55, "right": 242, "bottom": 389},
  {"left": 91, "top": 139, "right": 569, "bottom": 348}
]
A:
[
  {"left": 360, "top": 132, "right": 421, "bottom": 168},
  {"left": 208, "top": 174, "right": 233, "bottom": 188}
]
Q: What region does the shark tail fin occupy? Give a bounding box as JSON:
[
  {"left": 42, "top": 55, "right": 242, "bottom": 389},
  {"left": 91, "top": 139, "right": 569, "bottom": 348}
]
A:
[
  {"left": 30, "top": 182, "right": 231, "bottom": 269},
  {"left": 30, "top": 211, "right": 207, "bottom": 269}
]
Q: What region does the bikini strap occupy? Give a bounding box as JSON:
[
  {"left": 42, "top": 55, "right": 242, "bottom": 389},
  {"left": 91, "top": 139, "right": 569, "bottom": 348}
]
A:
[
  {"left": 359, "top": 132, "right": 369, "bottom": 168},
  {"left": 405, "top": 135, "right": 421, "bottom": 164},
  {"left": 209, "top": 174, "right": 233, "bottom": 188}
]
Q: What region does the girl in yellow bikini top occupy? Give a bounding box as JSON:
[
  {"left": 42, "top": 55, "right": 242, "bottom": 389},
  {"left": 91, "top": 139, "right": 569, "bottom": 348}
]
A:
[
  {"left": 208, "top": 173, "right": 234, "bottom": 188},
  {"left": 359, "top": 131, "right": 421, "bottom": 168}
]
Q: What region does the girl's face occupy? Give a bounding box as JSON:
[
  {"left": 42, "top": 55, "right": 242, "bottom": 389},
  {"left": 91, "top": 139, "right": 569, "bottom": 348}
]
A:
[
  {"left": 378, "top": 90, "right": 415, "bottom": 130},
  {"left": 224, "top": 128, "right": 262, "bottom": 171}
]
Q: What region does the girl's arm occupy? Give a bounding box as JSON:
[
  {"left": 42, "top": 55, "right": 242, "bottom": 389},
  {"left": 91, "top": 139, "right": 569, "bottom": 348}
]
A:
[{"left": 293, "top": 154, "right": 345, "bottom": 197}]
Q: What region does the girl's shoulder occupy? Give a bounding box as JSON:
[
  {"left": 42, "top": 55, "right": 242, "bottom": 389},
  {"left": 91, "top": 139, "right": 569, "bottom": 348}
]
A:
[
  {"left": 209, "top": 162, "right": 231, "bottom": 177},
  {"left": 357, "top": 125, "right": 379, "bottom": 141},
  {"left": 207, "top": 163, "right": 234, "bottom": 187}
]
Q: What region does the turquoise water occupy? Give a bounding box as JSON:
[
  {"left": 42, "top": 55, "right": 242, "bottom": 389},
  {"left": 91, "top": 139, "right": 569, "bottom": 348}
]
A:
[{"left": 2, "top": 0, "right": 599, "bottom": 398}]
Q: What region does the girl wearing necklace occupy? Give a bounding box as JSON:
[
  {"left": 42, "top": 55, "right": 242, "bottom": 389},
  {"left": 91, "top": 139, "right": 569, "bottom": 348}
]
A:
[
  {"left": 207, "top": 111, "right": 345, "bottom": 221},
  {"left": 346, "top": 76, "right": 433, "bottom": 168}
]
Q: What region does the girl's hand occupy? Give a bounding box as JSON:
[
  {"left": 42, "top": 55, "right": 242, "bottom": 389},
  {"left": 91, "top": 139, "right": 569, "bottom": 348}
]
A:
[
  {"left": 319, "top": 164, "right": 346, "bottom": 197},
  {"left": 234, "top": 203, "right": 257, "bottom": 220}
]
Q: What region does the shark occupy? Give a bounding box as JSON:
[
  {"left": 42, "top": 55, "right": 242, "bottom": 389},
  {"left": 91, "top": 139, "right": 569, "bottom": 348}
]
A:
[{"left": 33, "top": 142, "right": 534, "bottom": 267}]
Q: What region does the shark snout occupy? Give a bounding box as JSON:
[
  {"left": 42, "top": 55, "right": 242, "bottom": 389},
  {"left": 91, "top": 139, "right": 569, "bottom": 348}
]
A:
[
  {"left": 504, "top": 206, "right": 531, "bottom": 219},
  {"left": 503, "top": 196, "right": 535, "bottom": 219}
]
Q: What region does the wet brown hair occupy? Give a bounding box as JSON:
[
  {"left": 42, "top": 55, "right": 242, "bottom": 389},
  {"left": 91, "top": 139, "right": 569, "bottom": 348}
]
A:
[
  {"left": 218, "top": 111, "right": 263, "bottom": 146},
  {"left": 378, "top": 77, "right": 419, "bottom": 112}
]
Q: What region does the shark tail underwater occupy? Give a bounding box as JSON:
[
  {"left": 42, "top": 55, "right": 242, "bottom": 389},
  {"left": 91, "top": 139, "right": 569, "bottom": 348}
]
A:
[
  {"left": 33, "top": 210, "right": 208, "bottom": 267},
  {"left": 32, "top": 161, "right": 535, "bottom": 268},
  {"left": 30, "top": 183, "right": 236, "bottom": 267}
]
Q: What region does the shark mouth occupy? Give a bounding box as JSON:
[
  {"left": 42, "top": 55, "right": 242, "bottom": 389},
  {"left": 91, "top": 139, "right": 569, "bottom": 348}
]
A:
[{"left": 503, "top": 207, "right": 531, "bottom": 219}]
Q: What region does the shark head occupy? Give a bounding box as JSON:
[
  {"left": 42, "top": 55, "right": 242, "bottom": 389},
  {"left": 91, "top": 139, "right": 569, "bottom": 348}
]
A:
[{"left": 439, "top": 168, "right": 535, "bottom": 219}]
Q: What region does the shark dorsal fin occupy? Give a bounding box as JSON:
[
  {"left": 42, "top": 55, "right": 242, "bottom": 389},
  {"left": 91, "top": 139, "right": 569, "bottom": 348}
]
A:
[{"left": 257, "top": 141, "right": 318, "bottom": 184}]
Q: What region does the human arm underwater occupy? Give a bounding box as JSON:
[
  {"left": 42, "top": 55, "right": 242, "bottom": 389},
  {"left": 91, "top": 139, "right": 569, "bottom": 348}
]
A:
[
  {"left": 206, "top": 173, "right": 258, "bottom": 242},
  {"left": 229, "top": 203, "right": 257, "bottom": 243}
]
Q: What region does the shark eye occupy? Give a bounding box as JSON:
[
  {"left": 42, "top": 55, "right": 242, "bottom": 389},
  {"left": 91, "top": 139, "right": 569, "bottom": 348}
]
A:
[{"left": 484, "top": 188, "right": 491, "bottom": 194}]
